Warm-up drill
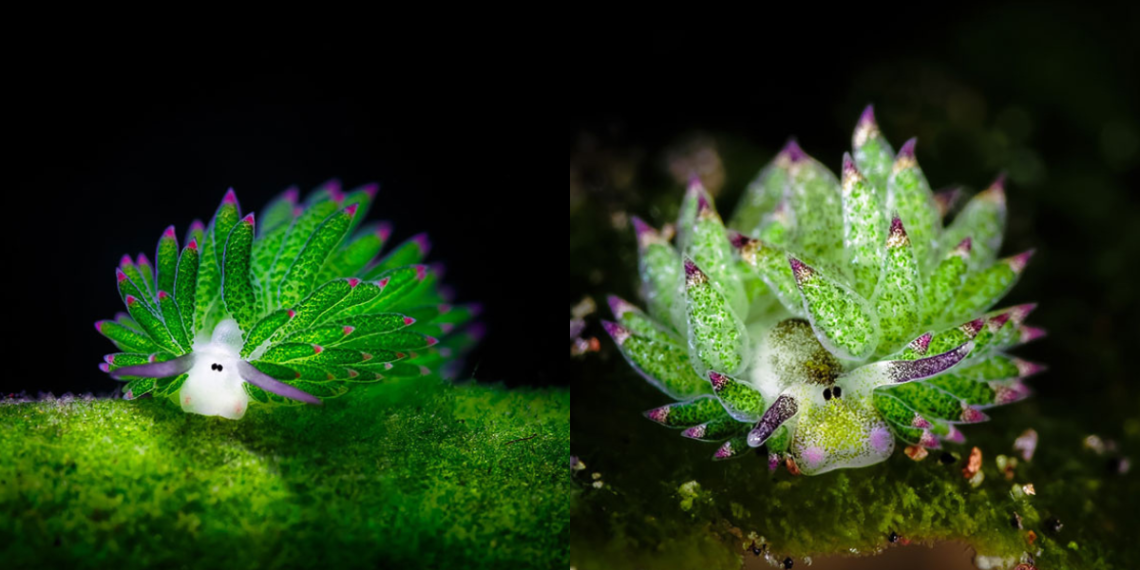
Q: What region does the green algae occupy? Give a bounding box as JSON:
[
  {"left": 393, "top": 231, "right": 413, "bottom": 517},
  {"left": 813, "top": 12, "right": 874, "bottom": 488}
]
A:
[
  {"left": 0, "top": 379, "right": 569, "bottom": 570},
  {"left": 571, "top": 346, "right": 1139, "bottom": 570}
]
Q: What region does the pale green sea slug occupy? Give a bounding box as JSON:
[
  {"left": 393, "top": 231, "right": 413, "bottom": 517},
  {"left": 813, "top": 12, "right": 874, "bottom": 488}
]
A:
[{"left": 604, "top": 107, "right": 1043, "bottom": 475}]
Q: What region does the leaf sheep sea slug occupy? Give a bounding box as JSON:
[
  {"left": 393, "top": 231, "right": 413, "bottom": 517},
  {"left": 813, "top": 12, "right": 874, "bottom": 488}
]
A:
[
  {"left": 604, "top": 107, "right": 1044, "bottom": 475},
  {"left": 97, "top": 180, "right": 481, "bottom": 419}
]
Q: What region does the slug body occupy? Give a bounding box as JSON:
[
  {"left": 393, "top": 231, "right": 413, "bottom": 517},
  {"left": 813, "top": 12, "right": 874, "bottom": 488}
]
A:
[
  {"left": 180, "top": 319, "right": 249, "bottom": 419},
  {"left": 96, "top": 181, "right": 482, "bottom": 418},
  {"left": 606, "top": 108, "right": 1044, "bottom": 475}
]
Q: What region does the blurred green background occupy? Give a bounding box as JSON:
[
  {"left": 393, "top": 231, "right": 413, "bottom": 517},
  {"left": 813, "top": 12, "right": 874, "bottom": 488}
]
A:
[{"left": 570, "top": 6, "right": 1138, "bottom": 569}]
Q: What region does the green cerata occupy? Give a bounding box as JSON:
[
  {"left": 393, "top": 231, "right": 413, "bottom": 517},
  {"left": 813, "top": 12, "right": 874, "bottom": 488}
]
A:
[{"left": 97, "top": 181, "right": 481, "bottom": 419}]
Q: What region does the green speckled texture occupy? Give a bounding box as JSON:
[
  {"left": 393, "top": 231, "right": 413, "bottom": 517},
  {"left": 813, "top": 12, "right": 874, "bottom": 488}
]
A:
[
  {"left": 852, "top": 130, "right": 895, "bottom": 197},
  {"left": 156, "top": 229, "right": 179, "bottom": 295},
  {"left": 841, "top": 161, "right": 887, "bottom": 297},
  {"left": 929, "top": 373, "right": 998, "bottom": 406},
  {"left": 684, "top": 263, "right": 748, "bottom": 375},
  {"left": 639, "top": 240, "right": 683, "bottom": 327},
  {"left": 729, "top": 163, "right": 786, "bottom": 235},
  {"left": 884, "top": 380, "right": 968, "bottom": 422},
  {"left": 872, "top": 222, "right": 922, "bottom": 354},
  {"left": 943, "top": 185, "right": 1006, "bottom": 269},
  {"left": 711, "top": 372, "right": 764, "bottom": 421},
  {"left": 742, "top": 241, "right": 805, "bottom": 318},
  {"left": 157, "top": 292, "right": 190, "bottom": 351},
  {"left": 279, "top": 207, "right": 353, "bottom": 308},
  {"left": 794, "top": 260, "right": 880, "bottom": 360},
  {"left": 649, "top": 396, "right": 727, "bottom": 428},
  {"left": 222, "top": 218, "right": 258, "bottom": 332},
  {"left": 950, "top": 257, "right": 1020, "bottom": 322},
  {"left": 0, "top": 381, "right": 568, "bottom": 570},
  {"left": 924, "top": 245, "right": 970, "bottom": 327},
  {"left": 240, "top": 309, "right": 290, "bottom": 358},
  {"left": 689, "top": 202, "right": 747, "bottom": 314},
  {"left": 174, "top": 241, "right": 200, "bottom": 337},
  {"left": 615, "top": 333, "right": 711, "bottom": 400},
  {"left": 318, "top": 226, "right": 387, "bottom": 283},
  {"left": 268, "top": 200, "right": 340, "bottom": 309},
  {"left": 886, "top": 151, "right": 941, "bottom": 272},
  {"left": 784, "top": 157, "right": 845, "bottom": 265}
]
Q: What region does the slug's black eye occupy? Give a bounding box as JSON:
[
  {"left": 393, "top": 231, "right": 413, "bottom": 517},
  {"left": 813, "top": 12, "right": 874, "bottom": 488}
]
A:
[
  {"left": 211, "top": 363, "right": 223, "bottom": 372},
  {"left": 832, "top": 386, "right": 842, "bottom": 398},
  {"left": 823, "top": 388, "right": 832, "bottom": 400}
]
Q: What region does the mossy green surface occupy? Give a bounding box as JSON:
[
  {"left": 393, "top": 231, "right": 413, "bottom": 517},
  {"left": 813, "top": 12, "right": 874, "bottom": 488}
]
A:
[
  {"left": 0, "top": 379, "right": 569, "bottom": 569},
  {"left": 571, "top": 354, "right": 1139, "bottom": 569}
]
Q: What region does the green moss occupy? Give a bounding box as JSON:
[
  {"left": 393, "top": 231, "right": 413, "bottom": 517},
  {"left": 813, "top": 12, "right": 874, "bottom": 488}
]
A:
[{"left": 0, "top": 379, "right": 568, "bottom": 569}]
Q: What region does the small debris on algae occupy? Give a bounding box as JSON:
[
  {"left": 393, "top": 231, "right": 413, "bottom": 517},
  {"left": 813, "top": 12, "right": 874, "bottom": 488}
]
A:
[
  {"left": 570, "top": 334, "right": 600, "bottom": 357},
  {"left": 782, "top": 556, "right": 794, "bottom": 568},
  {"left": 785, "top": 457, "right": 802, "bottom": 476},
  {"left": 975, "top": 553, "right": 1018, "bottom": 569},
  {"left": 570, "top": 456, "right": 586, "bottom": 472},
  {"left": 571, "top": 296, "right": 597, "bottom": 320},
  {"left": 1083, "top": 434, "right": 1106, "bottom": 454},
  {"left": 963, "top": 446, "right": 983, "bottom": 479},
  {"left": 904, "top": 445, "right": 928, "bottom": 461},
  {"left": 1011, "top": 511, "right": 1024, "bottom": 529},
  {"left": 1013, "top": 428, "right": 1038, "bottom": 461},
  {"left": 748, "top": 540, "right": 764, "bottom": 556},
  {"left": 570, "top": 319, "right": 586, "bottom": 341},
  {"left": 677, "top": 480, "right": 702, "bottom": 511},
  {"left": 767, "top": 452, "right": 780, "bottom": 472},
  {"left": 996, "top": 454, "right": 1019, "bottom": 480},
  {"left": 968, "top": 469, "right": 985, "bottom": 487},
  {"left": 591, "top": 480, "right": 604, "bottom": 489},
  {"left": 1045, "top": 516, "right": 1063, "bottom": 535},
  {"left": 1026, "top": 530, "right": 1038, "bottom": 545},
  {"left": 1010, "top": 483, "right": 1033, "bottom": 501},
  {"left": 1013, "top": 564, "right": 1037, "bottom": 570}
]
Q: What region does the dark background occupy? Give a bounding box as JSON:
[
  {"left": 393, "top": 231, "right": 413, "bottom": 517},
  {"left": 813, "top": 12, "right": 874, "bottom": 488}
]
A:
[
  {"left": 8, "top": 45, "right": 559, "bottom": 396},
  {"left": 571, "top": 5, "right": 1140, "bottom": 436}
]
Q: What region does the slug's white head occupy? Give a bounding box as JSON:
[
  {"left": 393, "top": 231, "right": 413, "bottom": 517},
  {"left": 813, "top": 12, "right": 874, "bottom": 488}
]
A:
[{"left": 180, "top": 318, "right": 250, "bottom": 419}]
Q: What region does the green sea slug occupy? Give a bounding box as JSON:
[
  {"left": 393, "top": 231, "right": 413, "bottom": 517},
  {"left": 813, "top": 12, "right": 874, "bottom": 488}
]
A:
[
  {"left": 604, "top": 107, "right": 1044, "bottom": 475},
  {"left": 96, "top": 180, "right": 480, "bottom": 418}
]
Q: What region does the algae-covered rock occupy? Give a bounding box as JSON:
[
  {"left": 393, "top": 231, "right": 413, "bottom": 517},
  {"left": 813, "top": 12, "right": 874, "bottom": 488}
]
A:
[
  {"left": 0, "top": 379, "right": 568, "bottom": 569},
  {"left": 572, "top": 360, "right": 1137, "bottom": 569}
]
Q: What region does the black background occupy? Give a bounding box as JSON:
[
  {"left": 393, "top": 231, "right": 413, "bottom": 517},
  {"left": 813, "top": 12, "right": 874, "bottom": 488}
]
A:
[{"left": 8, "top": 45, "right": 558, "bottom": 396}]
